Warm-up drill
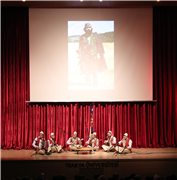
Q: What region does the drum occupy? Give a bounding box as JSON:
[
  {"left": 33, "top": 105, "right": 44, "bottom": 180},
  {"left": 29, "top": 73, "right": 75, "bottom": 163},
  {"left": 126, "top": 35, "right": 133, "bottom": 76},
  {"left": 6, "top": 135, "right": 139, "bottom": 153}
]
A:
[{"left": 76, "top": 145, "right": 82, "bottom": 149}]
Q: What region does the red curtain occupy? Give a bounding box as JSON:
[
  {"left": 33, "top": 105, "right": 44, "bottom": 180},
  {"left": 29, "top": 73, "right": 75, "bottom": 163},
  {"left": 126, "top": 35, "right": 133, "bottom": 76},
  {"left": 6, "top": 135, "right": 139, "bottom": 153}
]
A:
[
  {"left": 1, "top": 7, "right": 177, "bottom": 149},
  {"left": 93, "top": 103, "right": 158, "bottom": 148},
  {"left": 153, "top": 7, "right": 177, "bottom": 147}
]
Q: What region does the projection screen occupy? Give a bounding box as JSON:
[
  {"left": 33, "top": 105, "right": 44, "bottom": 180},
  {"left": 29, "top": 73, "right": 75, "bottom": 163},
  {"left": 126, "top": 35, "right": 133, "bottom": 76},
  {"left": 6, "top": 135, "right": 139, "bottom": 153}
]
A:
[{"left": 29, "top": 8, "right": 152, "bottom": 101}]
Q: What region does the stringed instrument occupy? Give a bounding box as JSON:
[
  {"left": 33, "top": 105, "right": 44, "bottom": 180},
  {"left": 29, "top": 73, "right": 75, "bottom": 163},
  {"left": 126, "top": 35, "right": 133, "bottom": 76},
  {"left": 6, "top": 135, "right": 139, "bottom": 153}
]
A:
[{"left": 88, "top": 139, "right": 102, "bottom": 146}]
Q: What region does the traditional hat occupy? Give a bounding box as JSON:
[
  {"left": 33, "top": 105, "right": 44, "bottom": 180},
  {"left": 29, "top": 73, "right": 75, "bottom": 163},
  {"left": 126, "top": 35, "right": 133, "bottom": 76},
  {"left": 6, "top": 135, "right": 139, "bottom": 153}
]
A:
[
  {"left": 84, "top": 23, "right": 93, "bottom": 31},
  {"left": 108, "top": 130, "right": 112, "bottom": 134},
  {"left": 124, "top": 133, "right": 128, "bottom": 137},
  {"left": 93, "top": 132, "right": 97, "bottom": 136},
  {"left": 73, "top": 131, "right": 77, "bottom": 135},
  {"left": 39, "top": 131, "right": 44, "bottom": 135},
  {"left": 51, "top": 132, "right": 55, "bottom": 136}
]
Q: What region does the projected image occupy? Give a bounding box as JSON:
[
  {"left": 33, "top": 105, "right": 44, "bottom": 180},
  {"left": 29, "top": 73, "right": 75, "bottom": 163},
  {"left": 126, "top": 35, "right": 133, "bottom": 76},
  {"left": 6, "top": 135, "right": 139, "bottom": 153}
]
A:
[{"left": 68, "top": 21, "right": 114, "bottom": 90}]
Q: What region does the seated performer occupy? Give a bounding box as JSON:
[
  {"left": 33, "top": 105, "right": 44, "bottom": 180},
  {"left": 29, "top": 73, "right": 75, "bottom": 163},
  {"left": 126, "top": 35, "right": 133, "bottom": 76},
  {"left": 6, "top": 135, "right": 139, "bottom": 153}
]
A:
[
  {"left": 32, "top": 131, "right": 46, "bottom": 155},
  {"left": 115, "top": 133, "right": 132, "bottom": 154},
  {"left": 66, "top": 131, "right": 82, "bottom": 151},
  {"left": 102, "top": 130, "right": 116, "bottom": 152},
  {"left": 47, "top": 132, "right": 62, "bottom": 154},
  {"left": 86, "top": 132, "right": 99, "bottom": 151}
]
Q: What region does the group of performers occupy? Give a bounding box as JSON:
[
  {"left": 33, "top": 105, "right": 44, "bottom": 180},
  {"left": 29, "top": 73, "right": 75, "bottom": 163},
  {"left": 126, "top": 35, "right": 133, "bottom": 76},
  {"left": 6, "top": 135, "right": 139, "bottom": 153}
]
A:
[{"left": 32, "top": 130, "right": 132, "bottom": 155}]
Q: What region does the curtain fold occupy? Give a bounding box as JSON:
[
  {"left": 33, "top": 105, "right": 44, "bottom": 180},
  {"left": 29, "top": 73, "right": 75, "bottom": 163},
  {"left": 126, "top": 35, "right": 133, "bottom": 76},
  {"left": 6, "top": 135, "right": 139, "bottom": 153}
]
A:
[
  {"left": 93, "top": 103, "right": 158, "bottom": 148},
  {"left": 153, "top": 6, "right": 177, "bottom": 148},
  {"left": 1, "top": 7, "right": 177, "bottom": 149}
]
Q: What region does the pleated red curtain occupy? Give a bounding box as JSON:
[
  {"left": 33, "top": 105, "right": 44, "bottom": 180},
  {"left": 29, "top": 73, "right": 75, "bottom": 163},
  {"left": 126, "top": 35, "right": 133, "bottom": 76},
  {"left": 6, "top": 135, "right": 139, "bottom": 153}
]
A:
[
  {"left": 1, "top": 7, "right": 177, "bottom": 149},
  {"left": 1, "top": 7, "right": 30, "bottom": 150},
  {"left": 24, "top": 103, "right": 90, "bottom": 149},
  {"left": 153, "top": 6, "right": 177, "bottom": 147},
  {"left": 93, "top": 103, "right": 158, "bottom": 148}
]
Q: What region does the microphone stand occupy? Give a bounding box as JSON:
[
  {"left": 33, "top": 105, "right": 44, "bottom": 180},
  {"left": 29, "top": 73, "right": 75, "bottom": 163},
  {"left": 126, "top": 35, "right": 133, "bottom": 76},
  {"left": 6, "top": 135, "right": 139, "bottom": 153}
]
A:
[{"left": 59, "top": 127, "right": 69, "bottom": 153}]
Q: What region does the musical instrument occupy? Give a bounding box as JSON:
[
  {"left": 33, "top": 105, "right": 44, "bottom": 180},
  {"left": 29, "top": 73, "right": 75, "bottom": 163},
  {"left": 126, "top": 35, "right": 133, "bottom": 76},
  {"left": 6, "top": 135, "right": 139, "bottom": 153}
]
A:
[
  {"left": 76, "top": 145, "right": 82, "bottom": 149},
  {"left": 88, "top": 139, "right": 102, "bottom": 146}
]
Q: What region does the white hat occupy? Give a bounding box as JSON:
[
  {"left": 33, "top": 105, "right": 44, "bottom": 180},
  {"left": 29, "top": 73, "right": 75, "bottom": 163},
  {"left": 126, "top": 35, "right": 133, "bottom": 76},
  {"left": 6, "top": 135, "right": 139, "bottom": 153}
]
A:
[
  {"left": 108, "top": 130, "right": 112, "bottom": 134},
  {"left": 39, "top": 131, "right": 44, "bottom": 135},
  {"left": 73, "top": 131, "right": 77, "bottom": 135},
  {"left": 124, "top": 133, "right": 128, "bottom": 137},
  {"left": 93, "top": 132, "right": 97, "bottom": 136},
  {"left": 51, "top": 132, "right": 55, "bottom": 136}
]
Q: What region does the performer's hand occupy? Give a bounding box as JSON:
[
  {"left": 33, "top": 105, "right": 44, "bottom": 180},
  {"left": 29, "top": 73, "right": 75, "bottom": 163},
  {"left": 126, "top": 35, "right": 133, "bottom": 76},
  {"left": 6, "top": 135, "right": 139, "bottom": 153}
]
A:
[
  {"left": 104, "top": 140, "right": 108, "bottom": 144},
  {"left": 71, "top": 143, "right": 74, "bottom": 145},
  {"left": 37, "top": 147, "right": 40, "bottom": 151}
]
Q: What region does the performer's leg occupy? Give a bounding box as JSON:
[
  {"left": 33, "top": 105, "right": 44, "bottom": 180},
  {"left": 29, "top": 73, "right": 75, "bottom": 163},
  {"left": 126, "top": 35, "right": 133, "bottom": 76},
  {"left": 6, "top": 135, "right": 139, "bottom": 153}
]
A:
[
  {"left": 38, "top": 149, "right": 45, "bottom": 155},
  {"left": 51, "top": 147, "right": 57, "bottom": 153},
  {"left": 109, "top": 146, "right": 115, "bottom": 152},
  {"left": 56, "top": 145, "right": 62, "bottom": 152},
  {"left": 48, "top": 146, "right": 52, "bottom": 153},
  {"left": 87, "top": 145, "right": 92, "bottom": 148},
  {"left": 115, "top": 146, "right": 124, "bottom": 153},
  {"left": 69, "top": 145, "right": 77, "bottom": 151},
  {"left": 32, "top": 150, "right": 37, "bottom": 155},
  {"left": 122, "top": 148, "right": 131, "bottom": 154},
  {"left": 102, "top": 145, "right": 109, "bottom": 151}
]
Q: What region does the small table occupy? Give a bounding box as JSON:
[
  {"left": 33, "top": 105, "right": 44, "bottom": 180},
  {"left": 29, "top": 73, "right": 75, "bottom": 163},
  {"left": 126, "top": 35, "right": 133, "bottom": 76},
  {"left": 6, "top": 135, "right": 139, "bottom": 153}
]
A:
[{"left": 76, "top": 147, "right": 94, "bottom": 154}]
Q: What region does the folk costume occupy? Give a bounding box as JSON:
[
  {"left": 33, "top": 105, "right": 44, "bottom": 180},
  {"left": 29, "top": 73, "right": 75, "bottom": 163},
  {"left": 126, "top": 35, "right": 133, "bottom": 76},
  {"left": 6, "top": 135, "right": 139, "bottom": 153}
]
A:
[
  {"left": 86, "top": 132, "right": 99, "bottom": 150},
  {"left": 102, "top": 131, "right": 116, "bottom": 152},
  {"left": 66, "top": 131, "right": 82, "bottom": 151},
  {"left": 47, "top": 133, "right": 62, "bottom": 153},
  {"left": 78, "top": 23, "right": 107, "bottom": 85},
  {"left": 32, "top": 131, "right": 46, "bottom": 155},
  {"left": 115, "top": 133, "right": 132, "bottom": 154}
]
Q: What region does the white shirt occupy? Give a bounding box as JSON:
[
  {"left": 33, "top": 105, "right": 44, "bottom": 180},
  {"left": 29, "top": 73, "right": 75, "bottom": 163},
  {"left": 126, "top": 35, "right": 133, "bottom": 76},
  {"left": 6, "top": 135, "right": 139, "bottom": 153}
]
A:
[
  {"left": 105, "top": 135, "right": 116, "bottom": 146},
  {"left": 47, "top": 138, "right": 56, "bottom": 147},
  {"left": 118, "top": 138, "right": 132, "bottom": 149},
  {"left": 32, "top": 137, "right": 46, "bottom": 149},
  {"left": 67, "top": 137, "right": 81, "bottom": 146},
  {"left": 86, "top": 138, "right": 99, "bottom": 148}
]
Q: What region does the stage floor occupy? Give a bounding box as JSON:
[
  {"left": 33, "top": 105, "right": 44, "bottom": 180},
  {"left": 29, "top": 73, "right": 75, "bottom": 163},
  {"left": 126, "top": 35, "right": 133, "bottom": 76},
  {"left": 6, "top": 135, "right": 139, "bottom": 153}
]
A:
[
  {"left": 2, "top": 148, "right": 177, "bottom": 180},
  {"left": 1, "top": 148, "right": 177, "bottom": 161}
]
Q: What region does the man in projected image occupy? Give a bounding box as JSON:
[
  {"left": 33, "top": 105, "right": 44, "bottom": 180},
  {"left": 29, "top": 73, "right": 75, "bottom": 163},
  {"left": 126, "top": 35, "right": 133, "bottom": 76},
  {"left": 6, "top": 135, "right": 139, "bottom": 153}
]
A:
[{"left": 78, "top": 23, "right": 107, "bottom": 86}]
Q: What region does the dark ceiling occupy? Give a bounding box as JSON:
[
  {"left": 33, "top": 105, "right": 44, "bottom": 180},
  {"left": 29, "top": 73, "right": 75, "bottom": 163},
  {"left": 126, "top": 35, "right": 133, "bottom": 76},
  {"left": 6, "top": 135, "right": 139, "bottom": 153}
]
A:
[{"left": 1, "top": 1, "right": 177, "bottom": 8}]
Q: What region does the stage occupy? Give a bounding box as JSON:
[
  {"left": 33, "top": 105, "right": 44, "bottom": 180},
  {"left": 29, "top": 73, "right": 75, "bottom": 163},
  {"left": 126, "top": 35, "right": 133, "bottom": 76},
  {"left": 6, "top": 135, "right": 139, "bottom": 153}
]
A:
[
  {"left": 1, "top": 148, "right": 177, "bottom": 180},
  {"left": 1, "top": 148, "right": 177, "bottom": 161}
]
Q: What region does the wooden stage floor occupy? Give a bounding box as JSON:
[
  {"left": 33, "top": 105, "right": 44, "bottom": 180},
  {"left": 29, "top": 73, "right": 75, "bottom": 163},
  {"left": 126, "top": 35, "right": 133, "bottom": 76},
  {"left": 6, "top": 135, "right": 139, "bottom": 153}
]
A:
[
  {"left": 1, "top": 148, "right": 177, "bottom": 161},
  {"left": 1, "top": 148, "right": 177, "bottom": 180}
]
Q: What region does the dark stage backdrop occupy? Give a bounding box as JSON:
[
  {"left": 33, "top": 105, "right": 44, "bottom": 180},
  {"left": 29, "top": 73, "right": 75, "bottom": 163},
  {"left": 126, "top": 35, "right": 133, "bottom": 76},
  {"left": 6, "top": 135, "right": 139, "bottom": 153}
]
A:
[{"left": 1, "top": 7, "right": 177, "bottom": 149}]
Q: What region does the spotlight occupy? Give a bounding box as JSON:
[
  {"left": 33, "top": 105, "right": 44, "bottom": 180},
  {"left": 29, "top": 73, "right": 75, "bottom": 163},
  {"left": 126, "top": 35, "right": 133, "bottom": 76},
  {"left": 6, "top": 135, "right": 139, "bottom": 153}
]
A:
[
  {"left": 99, "top": 0, "right": 102, "bottom": 1},
  {"left": 157, "top": 0, "right": 160, "bottom": 1},
  {"left": 22, "top": 0, "right": 26, "bottom": 2},
  {"left": 80, "top": 0, "right": 83, "bottom": 1}
]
